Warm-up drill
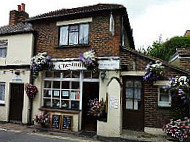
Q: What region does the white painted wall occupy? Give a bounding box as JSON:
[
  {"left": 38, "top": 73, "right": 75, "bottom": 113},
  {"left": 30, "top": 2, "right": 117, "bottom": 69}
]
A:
[
  {"left": 0, "top": 70, "right": 31, "bottom": 123},
  {"left": 0, "top": 34, "right": 34, "bottom": 65},
  {"left": 97, "top": 71, "right": 122, "bottom": 137}
]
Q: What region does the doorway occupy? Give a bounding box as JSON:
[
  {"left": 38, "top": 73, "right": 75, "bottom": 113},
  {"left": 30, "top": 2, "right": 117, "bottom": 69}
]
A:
[
  {"left": 82, "top": 82, "right": 99, "bottom": 131},
  {"left": 122, "top": 77, "right": 144, "bottom": 131},
  {"left": 9, "top": 83, "right": 24, "bottom": 123}
]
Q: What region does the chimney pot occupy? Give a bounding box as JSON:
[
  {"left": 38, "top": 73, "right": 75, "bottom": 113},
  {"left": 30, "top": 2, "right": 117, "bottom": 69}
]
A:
[
  {"left": 21, "top": 3, "right": 25, "bottom": 11},
  {"left": 17, "top": 5, "right": 21, "bottom": 11}
]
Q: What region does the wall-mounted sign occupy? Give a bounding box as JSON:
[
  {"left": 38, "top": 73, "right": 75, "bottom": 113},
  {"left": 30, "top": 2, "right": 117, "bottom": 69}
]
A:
[
  {"left": 52, "top": 59, "right": 120, "bottom": 71},
  {"left": 12, "top": 75, "right": 22, "bottom": 82},
  {"left": 98, "top": 60, "right": 120, "bottom": 70},
  {"left": 53, "top": 61, "right": 86, "bottom": 70}
]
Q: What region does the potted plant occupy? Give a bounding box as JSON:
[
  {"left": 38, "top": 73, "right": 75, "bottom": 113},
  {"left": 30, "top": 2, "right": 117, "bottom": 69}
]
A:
[{"left": 34, "top": 112, "right": 50, "bottom": 128}]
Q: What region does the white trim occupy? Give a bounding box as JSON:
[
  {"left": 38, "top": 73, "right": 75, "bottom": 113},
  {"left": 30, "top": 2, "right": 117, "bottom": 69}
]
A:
[
  {"left": 153, "top": 81, "right": 169, "bottom": 86},
  {"left": 56, "top": 18, "right": 92, "bottom": 26},
  {"left": 0, "top": 100, "right": 5, "bottom": 104},
  {"left": 121, "top": 71, "right": 145, "bottom": 76},
  {"left": 169, "top": 54, "right": 179, "bottom": 63}
]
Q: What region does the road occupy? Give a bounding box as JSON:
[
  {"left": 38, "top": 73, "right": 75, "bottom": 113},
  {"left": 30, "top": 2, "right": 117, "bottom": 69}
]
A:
[{"left": 0, "top": 129, "right": 98, "bottom": 142}]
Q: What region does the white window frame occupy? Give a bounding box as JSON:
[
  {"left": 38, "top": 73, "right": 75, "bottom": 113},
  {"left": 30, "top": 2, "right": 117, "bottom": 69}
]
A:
[
  {"left": 158, "top": 86, "right": 171, "bottom": 107},
  {"left": 42, "top": 71, "right": 99, "bottom": 110},
  {"left": 0, "top": 40, "right": 8, "bottom": 58},
  {"left": 0, "top": 82, "right": 5, "bottom": 104},
  {"left": 59, "top": 23, "right": 89, "bottom": 46}
]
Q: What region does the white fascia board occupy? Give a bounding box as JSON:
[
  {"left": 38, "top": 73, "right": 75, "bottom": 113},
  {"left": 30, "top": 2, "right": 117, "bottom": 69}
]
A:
[
  {"left": 121, "top": 71, "right": 145, "bottom": 76},
  {"left": 56, "top": 17, "right": 92, "bottom": 26}
]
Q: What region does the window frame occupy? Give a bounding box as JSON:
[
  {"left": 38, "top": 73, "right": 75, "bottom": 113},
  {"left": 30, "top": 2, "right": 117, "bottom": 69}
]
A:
[
  {"left": 0, "top": 82, "right": 5, "bottom": 104},
  {"left": 0, "top": 40, "right": 8, "bottom": 58},
  {"left": 158, "top": 86, "right": 171, "bottom": 107},
  {"left": 59, "top": 23, "right": 90, "bottom": 46}
]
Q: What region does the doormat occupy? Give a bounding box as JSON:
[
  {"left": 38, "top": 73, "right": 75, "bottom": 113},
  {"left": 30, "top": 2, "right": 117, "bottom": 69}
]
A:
[{"left": 79, "top": 131, "right": 96, "bottom": 138}]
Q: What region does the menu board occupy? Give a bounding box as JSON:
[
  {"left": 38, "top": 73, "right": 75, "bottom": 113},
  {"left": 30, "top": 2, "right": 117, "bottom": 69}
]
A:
[
  {"left": 62, "top": 115, "right": 73, "bottom": 131},
  {"left": 51, "top": 115, "right": 60, "bottom": 129}
]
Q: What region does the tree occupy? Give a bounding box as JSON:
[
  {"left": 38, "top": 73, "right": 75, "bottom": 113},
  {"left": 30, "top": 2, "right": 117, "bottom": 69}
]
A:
[{"left": 147, "top": 36, "right": 190, "bottom": 61}]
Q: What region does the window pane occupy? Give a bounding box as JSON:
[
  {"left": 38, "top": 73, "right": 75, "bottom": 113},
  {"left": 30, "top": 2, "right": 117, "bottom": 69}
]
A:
[
  {"left": 134, "top": 81, "right": 141, "bottom": 88},
  {"left": 79, "top": 24, "right": 89, "bottom": 44},
  {"left": 126, "top": 88, "right": 133, "bottom": 99},
  {"left": 84, "top": 71, "right": 91, "bottom": 78},
  {"left": 43, "top": 99, "right": 51, "bottom": 107},
  {"left": 60, "top": 26, "right": 68, "bottom": 45},
  {"left": 62, "top": 82, "right": 69, "bottom": 89},
  {"left": 72, "top": 82, "right": 79, "bottom": 89},
  {"left": 61, "top": 100, "right": 69, "bottom": 109},
  {"left": 126, "top": 99, "right": 133, "bottom": 109},
  {"left": 45, "top": 71, "right": 54, "bottom": 78},
  {"left": 63, "top": 71, "right": 71, "bottom": 78},
  {"left": 71, "top": 101, "right": 79, "bottom": 110},
  {"left": 134, "top": 89, "right": 141, "bottom": 100},
  {"left": 44, "top": 81, "right": 51, "bottom": 88},
  {"left": 54, "top": 71, "right": 61, "bottom": 78},
  {"left": 0, "top": 84, "right": 5, "bottom": 101},
  {"left": 52, "top": 90, "right": 60, "bottom": 97},
  {"left": 69, "top": 25, "right": 78, "bottom": 45},
  {"left": 53, "top": 99, "right": 60, "bottom": 108},
  {"left": 126, "top": 81, "right": 133, "bottom": 87},
  {"left": 160, "top": 88, "right": 169, "bottom": 102},
  {"left": 53, "top": 81, "right": 60, "bottom": 89},
  {"left": 0, "top": 48, "right": 7, "bottom": 58},
  {"left": 72, "top": 71, "right": 80, "bottom": 78},
  {"left": 44, "top": 90, "right": 51, "bottom": 97}
]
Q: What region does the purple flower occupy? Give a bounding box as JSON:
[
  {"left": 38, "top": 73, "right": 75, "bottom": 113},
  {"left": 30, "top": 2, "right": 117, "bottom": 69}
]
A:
[{"left": 79, "top": 54, "right": 85, "bottom": 61}]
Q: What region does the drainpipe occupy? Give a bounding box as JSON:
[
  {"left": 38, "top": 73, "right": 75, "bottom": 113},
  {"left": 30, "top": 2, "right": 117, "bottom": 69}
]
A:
[{"left": 28, "top": 31, "right": 37, "bottom": 125}]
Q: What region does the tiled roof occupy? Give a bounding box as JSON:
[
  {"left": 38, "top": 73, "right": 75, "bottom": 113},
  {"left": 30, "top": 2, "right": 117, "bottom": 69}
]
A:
[
  {"left": 0, "top": 23, "right": 33, "bottom": 35},
  {"left": 177, "top": 48, "right": 190, "bottom": 56},
  {"left": 26, "top": 3, "right": 125, "bottom": 21},
  {"left": 121, "top": 47, "right": 189, "bottom": 74}
]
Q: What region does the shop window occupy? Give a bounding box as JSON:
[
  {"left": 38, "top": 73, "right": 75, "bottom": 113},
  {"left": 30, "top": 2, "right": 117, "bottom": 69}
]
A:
[
  {"left": 0, "top": 83, "right": 5, "bottom": 104},
  {"left": 125, "top": 80, "right": 142, "bottom": 110},
  {"left": 59, "top": 23, "right": 89, "bottom": 46},
  {"left": 0, "top": 40, "right": 8, "bottom": 58},
  {"left": 43, "top": 71, "right": 81, "bottom": 110},
  {"left": 158, "top": 87, "right": 171, "bottom": 107}
]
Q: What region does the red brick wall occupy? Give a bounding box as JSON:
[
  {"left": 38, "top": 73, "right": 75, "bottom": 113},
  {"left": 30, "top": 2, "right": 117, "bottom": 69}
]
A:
[
  {"left": 121, "top": 50, "right": 187, "bottom": 128},
  {"left": 32, "top": 13, "right": 121, "bottom": 58}
]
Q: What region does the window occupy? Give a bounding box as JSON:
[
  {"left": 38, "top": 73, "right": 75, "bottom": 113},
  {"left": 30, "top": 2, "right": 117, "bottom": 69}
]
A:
[
  {"left": 0, "top": 83, "right": 5, "bottom": 104},
  {"left": 125, "top": 80, "right": 142, "bottom": 110},
  {"left": 42, "top": 71, "right": 99, "bottom": 110},
  {"left": 0, "top": 40, "right": 8, "bottom": 58},
  {"left": 59, "top": 23, "right": 89, "bottom": 46},
  {"left": 158, "top": 87, "right": 171, "bottom": 107}
]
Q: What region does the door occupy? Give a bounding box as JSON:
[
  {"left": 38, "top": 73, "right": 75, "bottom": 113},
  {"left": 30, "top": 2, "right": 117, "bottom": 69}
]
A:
[
  {"left": 9, "top": 83, "right": 24, "bottom": 123},
  {"left": 123, "top": 77, "right": 144, "bottom": 131},
  {"left": 82, "top": 82, "right": 99, "bottom": 131}
]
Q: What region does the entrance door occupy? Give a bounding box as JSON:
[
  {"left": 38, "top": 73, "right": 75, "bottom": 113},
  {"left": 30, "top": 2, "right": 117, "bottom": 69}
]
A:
[
  {"left": 82, "top": 82, "right": 99, "bottom": 131},
  {"left": 123, "top": 77, "right": 144, "bottom": 131},
  {"left": 9, "top": 83, "right": 24, "bottom": 123}
]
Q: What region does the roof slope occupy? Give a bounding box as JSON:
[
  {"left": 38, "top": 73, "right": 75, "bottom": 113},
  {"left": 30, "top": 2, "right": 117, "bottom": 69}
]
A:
[
  {"left": 0, "top": 23, "right": 33, "bottom": 36},
  {"left": 26, "top": 4, "right": 125, "bottom": 21}
]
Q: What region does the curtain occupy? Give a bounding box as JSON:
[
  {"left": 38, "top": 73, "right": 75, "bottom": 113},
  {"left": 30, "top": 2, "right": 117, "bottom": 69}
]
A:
[
  {"left": 59, "top": 26, "right": 69, "bottom": 45},
  {"left": 79, "top": 24, "right": 89, "bottom": 44}
]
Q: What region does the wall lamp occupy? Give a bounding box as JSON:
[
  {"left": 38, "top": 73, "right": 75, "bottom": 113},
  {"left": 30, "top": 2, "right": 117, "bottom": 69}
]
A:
[{"left": 101, "top": 70, "right": 106, "bottom": 80}]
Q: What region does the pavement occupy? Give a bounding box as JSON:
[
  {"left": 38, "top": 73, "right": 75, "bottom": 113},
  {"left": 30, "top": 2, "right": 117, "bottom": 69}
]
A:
[{"left": 0, "top": 122, "right": 172, "bottom": 142}]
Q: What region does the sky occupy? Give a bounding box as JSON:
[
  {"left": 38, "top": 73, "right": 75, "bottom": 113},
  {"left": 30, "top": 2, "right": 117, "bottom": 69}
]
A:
[{"left": 0, "top": 0, "right": 190, "bottom": 49}]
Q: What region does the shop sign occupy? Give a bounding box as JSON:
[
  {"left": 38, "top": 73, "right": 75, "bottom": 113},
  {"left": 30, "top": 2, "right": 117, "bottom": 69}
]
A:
[
  {"left": 110, "top": 97, "right": 119, "bottom": 109},
  {"left": 53, "top": 61, "right": 86, "bottom": 70},
  {"left": 98, "top": 60, "right": 120, "bottom": 70},
  {"left": 12, "top": 75, "right": 22, "bottom": 82}
]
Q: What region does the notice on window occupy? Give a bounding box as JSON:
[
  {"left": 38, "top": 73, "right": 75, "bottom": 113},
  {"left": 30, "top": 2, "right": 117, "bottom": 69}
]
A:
[{"left": 109, "top": 97, "right": 119, "bottom": 109}]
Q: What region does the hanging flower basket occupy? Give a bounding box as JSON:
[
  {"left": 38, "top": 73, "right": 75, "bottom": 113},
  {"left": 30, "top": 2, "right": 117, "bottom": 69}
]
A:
[
  {"left": 143, "top": 60, "right": 164, "bottom": 82},
  {"left": 25, "top": 83, "right": 38, "bottom": 99},
  {"left": 79, "top": 50, "right": 98, "bottom": 72},
  {"left": 31, "top": 52, "right": 52, "bottom": 78}
]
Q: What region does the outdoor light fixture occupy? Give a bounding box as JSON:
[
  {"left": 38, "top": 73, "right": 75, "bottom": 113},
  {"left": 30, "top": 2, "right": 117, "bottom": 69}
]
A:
[{"left": 101, "top": 71, "right": 106, "bottom": 80}]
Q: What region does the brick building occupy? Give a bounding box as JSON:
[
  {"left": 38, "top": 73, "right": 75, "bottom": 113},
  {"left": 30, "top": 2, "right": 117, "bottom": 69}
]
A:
[{"left": 0, "top": 3, "right": 189, "bottom": 138}]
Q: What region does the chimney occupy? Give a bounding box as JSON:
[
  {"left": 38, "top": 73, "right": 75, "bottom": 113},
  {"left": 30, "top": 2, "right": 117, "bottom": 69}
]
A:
[{"left": 9, "top": 3, "right": 29, "bottom": 25}]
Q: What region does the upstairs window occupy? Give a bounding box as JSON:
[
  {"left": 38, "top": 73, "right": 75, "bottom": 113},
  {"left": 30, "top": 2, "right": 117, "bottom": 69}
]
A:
[
  {"left": 59, "top": 23, "right": 89, "bottom": 46},
  {"left": 0, "top": 40, "right": 8, "bottom": 58}
]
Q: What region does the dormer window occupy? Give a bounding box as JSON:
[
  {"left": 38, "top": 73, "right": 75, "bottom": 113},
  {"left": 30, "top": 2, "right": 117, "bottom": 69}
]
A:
[
  {"left": 59, "top": 23, "right": 89, "bottom": 46},
  {"left": 0, "top": 40, "right": 8, "bottom": 58}
]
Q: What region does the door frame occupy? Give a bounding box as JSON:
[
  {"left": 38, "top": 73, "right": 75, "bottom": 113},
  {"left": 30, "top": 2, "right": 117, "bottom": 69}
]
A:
[
  {"left": 122, "top": 76, "right": 144, "bottom": 131},
  {"left": 8, "top": 82, "right": 24, "bottom": 123}
]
